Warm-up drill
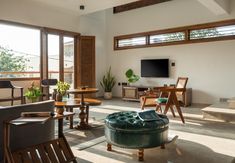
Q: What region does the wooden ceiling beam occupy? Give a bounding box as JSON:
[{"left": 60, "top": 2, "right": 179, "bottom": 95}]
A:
[{"left": 113, "top": 0, "right": 172, "bottom": 14}]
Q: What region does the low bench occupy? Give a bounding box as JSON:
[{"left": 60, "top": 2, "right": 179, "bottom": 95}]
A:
[
  {"left": 73, "top": 98, "right": 102, "bottom": 106},
  {"left": 202, "top": 102, "right": 235, "bottom": 122}
]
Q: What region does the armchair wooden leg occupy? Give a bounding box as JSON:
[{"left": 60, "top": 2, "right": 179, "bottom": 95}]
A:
[
  {"left": 172, "top": 93, "right": 185, "bottom": 124},
  {"left": 140, "top": 97, "right": 146, "bottom": 110},
  {"left": 170, "top": 106, "right": 176, "bottom": 117},
  {"left": 156, "top": 105, "right": 162, "bottom": 113},
  {"left": 175, "top": 105, "right": 185, "bottom": 123},
  {"left": 164, "top": 104, "right": 170, "bottom": 115}
]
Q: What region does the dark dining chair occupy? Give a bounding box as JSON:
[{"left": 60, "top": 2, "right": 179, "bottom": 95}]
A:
[
  {"left": 41, "top": 79, "right": 58, "bottom": 100},
  {"left": 0, "top": 80, "right": 24, "bottom": 105}
]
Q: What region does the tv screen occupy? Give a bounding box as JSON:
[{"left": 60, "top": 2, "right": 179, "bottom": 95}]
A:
[{"left": 141, "top": 59, "right": 169, "bottom": 77}]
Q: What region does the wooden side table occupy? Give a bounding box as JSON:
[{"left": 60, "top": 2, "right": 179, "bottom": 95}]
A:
[
  {"left": 67, "top": 88, "right": 99, "bottom": 129},
  {"left": 55, "top": 101, "right": 81, "bottom": 129},
  {"left": 3, "top": 112, "right": 77, "bottom": 163}
]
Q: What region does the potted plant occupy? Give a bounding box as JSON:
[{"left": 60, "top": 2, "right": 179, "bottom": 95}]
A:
[
  {"left": 24, "top": 82, "right": 42, "bottom": 103},
  {"left": 56, "top": 81, "right": 70, "bottom": 102},
  {"left": 100, "top": 67, "right": 116, "bottom": 99},
  {"left": 125, "top": 69, "right": 140, "bottom": 84}
]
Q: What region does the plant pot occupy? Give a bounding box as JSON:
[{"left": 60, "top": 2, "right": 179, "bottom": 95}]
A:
[
  {"left": 56, "top": 93, "right": 63, "bottom": 102},
  {"left": 104, "top": 92, "right": 112, "bottom": 100},
  {"left": 56, "top": 107, "right": 64, "bottom": 114}
]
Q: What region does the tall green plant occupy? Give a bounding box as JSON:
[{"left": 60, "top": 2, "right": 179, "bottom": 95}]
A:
[
  {"left": 125, "top": 69, "right": 140, "bottom": 83},
  {"left": 100, "top": 67, "right": 116, "bottom": 92}
]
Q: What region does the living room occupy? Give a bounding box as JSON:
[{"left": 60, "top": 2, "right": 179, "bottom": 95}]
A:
[{"left": 0, "top": 0, "right": 235, "bottom": 163}]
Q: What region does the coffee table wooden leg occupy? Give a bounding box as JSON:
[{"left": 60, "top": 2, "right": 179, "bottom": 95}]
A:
[
  {"left": 138, "top": 149, "right": 144, "bottom": 161},
  {"left": 58, "top": 119, "right": 63, "bottom": 138},
  {"left": 107, "top": 143, "right": 112, "bottom": 151},
  {"left": 65, "top": 107, "right": 69, "bottom": 120},
  {"left": 69, "top": 107, "right": 74, "bottom": 129},
  {"left": 86, "top": 105, "right": 89, "bottom": 124}
]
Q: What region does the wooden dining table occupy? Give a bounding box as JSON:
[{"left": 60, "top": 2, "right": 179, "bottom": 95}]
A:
[{"left": 67, "top": 88, "right": 99, "bottom": 129}]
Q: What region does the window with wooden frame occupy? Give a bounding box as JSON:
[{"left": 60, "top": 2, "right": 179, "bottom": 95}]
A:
[
  {"left": 114, "top": 19, "right": 235, "bottom": 50},
  {"left": 0, "top": 20, "right": 80, "bottom": 84},
  {"left": 0, "top": 23, "right": 40, "bottom": 79}
]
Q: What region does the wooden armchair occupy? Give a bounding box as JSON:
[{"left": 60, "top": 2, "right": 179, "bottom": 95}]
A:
[
  {"left": 140, "top": 88, "right": 159, "bottom": 110},
  {"left": 156, "top": 77, "right": 188, "bottom": 123},
  {"left": 0, "top": 80, "right": 24, "bottom": 105}
]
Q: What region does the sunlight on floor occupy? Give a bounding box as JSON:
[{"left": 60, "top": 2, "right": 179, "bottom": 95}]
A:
[
  {"left": 90, "top": 107, "right": 120, "bottom": 114},
  {"left": 72, "top": 147, "right": 128, "bottom": 163},
  {"left": 99, "top": 105, "right": 139, "bottom": 111},
  {"left": 170, "top": 130, "right": 235, "bottom": 157},
  {"left": 170, "top": 119, "right": 203, "bottom": 126}
]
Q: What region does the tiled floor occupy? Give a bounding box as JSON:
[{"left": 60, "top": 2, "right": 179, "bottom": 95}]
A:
[{"left": 65, "top": 98, "right": 235, "bottom": 163}]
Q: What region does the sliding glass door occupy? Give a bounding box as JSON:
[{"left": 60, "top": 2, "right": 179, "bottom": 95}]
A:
[
  {"left": 47, "top": 34, "right": 75, "bottom": 88},
  {"left": 63, "top": 37, "right": 74, "bottom": 88},
  {"left": 47, "top": 34, "right": 60, "bottom": 80}
]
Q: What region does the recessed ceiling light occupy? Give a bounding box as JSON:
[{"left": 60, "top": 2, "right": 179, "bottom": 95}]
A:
[{"left": 80, "top": 5, "right": 85, "bottom": 10}]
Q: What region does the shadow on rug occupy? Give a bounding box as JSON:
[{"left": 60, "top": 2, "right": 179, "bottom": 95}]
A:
[{"left": 59, "top": 117, "right": 106, "bottom": 150}]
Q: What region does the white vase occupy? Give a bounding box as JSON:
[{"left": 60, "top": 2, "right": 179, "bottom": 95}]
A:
[{"left": 104, "top": 92, "right": 112, "bottom": 100}]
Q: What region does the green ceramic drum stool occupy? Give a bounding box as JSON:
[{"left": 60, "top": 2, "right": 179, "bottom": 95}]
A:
[{"left": 105, "top": 110, "right": 169, "bottom": 161}]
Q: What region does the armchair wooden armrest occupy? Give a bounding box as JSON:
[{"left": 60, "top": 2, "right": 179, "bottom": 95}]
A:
[
  {"left": 13, "top": 86, "right": 23, "bottom": 90},
  {"left": 157, "top": 87, "right": 186, "bottom": 93},
  {"left": 41, "top": 85, "right": 49, "bottom": 88}
]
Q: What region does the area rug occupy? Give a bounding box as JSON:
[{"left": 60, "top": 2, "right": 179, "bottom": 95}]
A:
[{"left": 59, "top": 116, "right": 106, "bottom": 150}]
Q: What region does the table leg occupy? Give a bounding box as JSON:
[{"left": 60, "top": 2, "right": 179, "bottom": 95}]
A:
[
  {"left": 58, "top": 118, "right": 63, "bottom": 138},
  {"left": 69, "top": 107, "right": 74, "bottom": 129},
  {"left": 75, "top": 106, "right": 90, "bottom": 129},
  {"left": 65, "top": 107, "right": 69, "bottom": 120},
  {"left": 86, "top": 105, "right": 89, "bottom": 124},
  {"left": 75, "top": 93, "right": 90, "bottom": 129}
]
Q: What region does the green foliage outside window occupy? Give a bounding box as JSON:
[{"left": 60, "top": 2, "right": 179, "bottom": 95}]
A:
[{"left": 0, "top": 47, "right": 29, "bottom": 77}]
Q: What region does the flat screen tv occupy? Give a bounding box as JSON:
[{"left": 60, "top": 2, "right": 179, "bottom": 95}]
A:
[{"left": 141, "top": 59, "right": 169, "bottom": 77}]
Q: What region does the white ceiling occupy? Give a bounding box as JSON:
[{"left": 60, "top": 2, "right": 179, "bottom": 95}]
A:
[{"left": 31, "top": 0, "right": 137, "bottom": 15}]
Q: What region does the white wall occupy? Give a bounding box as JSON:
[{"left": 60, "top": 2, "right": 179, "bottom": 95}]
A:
[
  {"left": 0, "top": 0, "right": 80, "bottom": 32},
  {"left": 79, "top": 11, "right": 107, "bottom": 96},
  {"left": 104, "top": 0, "right": 235, "bottom": 104}
]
